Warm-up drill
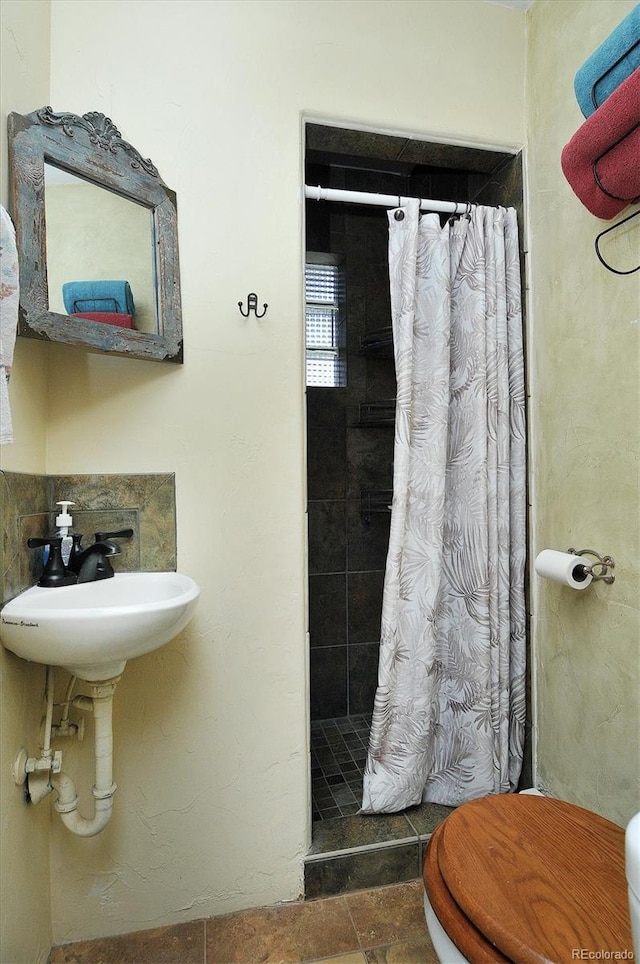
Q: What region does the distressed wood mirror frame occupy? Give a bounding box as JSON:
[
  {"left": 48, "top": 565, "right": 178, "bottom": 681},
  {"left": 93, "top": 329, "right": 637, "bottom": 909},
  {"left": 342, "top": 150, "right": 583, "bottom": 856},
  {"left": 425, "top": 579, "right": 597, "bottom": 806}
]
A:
[{"left": 8, "top": 107, "right": 183, "bottom": 363}]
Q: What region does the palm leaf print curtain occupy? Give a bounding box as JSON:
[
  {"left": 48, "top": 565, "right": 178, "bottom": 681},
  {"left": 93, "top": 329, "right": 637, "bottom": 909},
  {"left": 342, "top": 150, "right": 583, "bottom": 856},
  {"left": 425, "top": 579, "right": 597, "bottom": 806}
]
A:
[{"left": 361, "top": 198, "right": 526, "bottom": 813}]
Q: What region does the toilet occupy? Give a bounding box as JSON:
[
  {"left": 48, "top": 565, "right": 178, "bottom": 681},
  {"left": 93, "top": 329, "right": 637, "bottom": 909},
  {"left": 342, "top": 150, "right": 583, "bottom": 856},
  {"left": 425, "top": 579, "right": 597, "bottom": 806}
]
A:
[
  {"left": 628, "top": 811, "right": 640, "bottom": 956},
  {"left": 423, "top": 792, "right": 635, "bottom": 963}
]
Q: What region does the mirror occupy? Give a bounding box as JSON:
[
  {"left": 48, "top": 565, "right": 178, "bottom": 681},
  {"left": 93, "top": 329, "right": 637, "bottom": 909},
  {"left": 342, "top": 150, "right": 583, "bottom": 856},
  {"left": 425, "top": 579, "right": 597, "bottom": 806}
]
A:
[
  {"left": 44, "top": 164, "right": 157, "bottom": 334},
  {"left": 8, "top": 107, "right": 183, "bottom": 363}
]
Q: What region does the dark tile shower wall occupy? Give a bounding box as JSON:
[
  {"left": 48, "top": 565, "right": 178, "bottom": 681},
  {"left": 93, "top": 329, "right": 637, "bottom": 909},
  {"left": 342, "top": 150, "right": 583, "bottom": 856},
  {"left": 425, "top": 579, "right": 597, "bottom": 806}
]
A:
[{"left": 307, "top": 180, "right": 401, "bottom": 722}]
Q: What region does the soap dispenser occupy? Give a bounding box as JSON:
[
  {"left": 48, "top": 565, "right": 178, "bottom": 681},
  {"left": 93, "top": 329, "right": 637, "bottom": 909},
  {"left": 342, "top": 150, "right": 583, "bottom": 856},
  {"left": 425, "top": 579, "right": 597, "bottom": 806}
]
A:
[{"left": 55, "top": 501, "right": 75, "bottom": 567}]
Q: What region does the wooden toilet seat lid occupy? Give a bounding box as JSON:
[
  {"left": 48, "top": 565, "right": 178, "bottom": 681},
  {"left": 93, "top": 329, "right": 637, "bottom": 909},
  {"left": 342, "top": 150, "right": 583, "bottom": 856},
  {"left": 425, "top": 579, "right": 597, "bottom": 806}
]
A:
[
  {"left": 425, "top": 822, "right": 510, "bottom": 962},
  {"left": 435, "top": 794, "right": 633, "bottom": 964}
]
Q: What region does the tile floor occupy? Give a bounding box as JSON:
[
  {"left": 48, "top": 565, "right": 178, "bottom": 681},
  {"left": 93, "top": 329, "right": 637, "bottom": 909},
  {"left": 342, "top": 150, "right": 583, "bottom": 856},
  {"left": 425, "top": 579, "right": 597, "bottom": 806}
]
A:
[
  {"left": 50, "top": 716, "right": 445, "bottom": 963},
  {"left": 310, "top": 715, "right": 371, "bottom": 820},
  {"left": 48, "top": 879, "right": 438, "bottom": 963}
]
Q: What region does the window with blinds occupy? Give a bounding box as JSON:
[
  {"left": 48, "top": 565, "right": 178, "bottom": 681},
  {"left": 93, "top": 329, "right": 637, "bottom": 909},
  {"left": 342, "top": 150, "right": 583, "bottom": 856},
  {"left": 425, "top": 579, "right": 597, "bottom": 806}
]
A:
[{"left": 305, "top": 255, "right": 346, "bottom": 388}]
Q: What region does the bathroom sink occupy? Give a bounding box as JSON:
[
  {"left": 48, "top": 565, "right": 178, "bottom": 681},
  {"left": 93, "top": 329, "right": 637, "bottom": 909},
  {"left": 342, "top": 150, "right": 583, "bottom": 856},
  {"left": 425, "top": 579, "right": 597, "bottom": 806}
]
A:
[{"left": 0, "top": 572, "right": 200, "bottom": 681}]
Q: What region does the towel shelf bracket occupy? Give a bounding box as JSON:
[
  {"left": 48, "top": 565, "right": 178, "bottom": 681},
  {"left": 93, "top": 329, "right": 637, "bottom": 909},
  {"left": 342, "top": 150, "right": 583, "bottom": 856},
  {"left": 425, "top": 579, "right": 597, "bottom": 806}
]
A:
[
  {"left": 590, "top": 37, "right": 640, "bottom": 110},
  {"left": 594, "top": 209, "right": 640, "bottom": 275},
  {"left": 592, "top": 122, "right": 640, "bottom": 202}
]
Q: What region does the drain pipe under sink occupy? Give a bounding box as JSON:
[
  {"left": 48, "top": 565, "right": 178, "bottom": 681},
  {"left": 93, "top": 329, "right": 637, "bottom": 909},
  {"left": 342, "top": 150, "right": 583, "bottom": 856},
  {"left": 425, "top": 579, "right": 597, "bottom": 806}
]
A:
[{"left": 50, "top": 678, "right": 119, "bottom": 837}]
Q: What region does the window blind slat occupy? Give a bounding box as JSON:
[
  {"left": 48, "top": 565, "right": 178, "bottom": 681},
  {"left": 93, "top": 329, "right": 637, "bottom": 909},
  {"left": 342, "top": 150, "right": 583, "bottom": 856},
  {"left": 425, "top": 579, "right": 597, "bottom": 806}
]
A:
[
  {"left": 305, "top": 261, "right": 346, "bottom": 388},
  {"left": 305, "top": 264, "right": 340, "bottom": 304}
]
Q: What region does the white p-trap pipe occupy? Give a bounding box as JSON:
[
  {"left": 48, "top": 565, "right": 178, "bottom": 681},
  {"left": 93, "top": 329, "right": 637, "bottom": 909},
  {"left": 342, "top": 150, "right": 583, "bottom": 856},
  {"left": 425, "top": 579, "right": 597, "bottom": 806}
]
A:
[{"left": 51, "top": 679, "right": 118, "bottom": 838}]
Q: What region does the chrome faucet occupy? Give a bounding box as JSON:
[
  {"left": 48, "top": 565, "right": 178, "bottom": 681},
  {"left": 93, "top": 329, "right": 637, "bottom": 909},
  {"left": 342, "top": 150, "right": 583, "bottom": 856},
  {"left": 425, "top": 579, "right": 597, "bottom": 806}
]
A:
[{"left": 28, "top": 528, "right": 134, "bottom": 587}]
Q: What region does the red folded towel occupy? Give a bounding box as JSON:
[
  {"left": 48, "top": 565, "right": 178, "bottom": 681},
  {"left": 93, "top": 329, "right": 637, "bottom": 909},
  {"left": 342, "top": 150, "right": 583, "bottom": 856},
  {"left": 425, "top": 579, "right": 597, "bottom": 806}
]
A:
[
  {"left": 561, "top": 67, "right": 640, "bottom": 219},
  {"left": 71, "top": 312, "right": 134, "bottom": 328}
]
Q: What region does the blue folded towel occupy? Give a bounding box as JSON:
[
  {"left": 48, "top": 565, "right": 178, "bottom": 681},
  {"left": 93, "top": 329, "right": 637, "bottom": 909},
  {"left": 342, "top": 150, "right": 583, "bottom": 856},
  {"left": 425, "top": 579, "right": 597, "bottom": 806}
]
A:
[
  {"left": 62, "top": 280, "right": 135, "bottom": 316},
  {"left": 574, "top": 5, "right": 640, "bottom": 117}
]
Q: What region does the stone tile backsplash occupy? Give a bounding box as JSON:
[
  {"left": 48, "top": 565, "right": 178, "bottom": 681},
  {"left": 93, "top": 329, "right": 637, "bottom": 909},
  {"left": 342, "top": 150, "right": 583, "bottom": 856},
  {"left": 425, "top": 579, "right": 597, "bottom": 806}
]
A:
[{"left": 1, "top": 471, "right": 176, "bottom": 605}]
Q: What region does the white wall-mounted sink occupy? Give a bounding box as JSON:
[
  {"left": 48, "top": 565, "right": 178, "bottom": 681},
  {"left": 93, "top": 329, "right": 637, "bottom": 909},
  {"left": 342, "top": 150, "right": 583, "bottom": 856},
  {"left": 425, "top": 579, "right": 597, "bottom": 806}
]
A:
[{"left": 0, "top": 572, "right": 200, "bottom": 681}]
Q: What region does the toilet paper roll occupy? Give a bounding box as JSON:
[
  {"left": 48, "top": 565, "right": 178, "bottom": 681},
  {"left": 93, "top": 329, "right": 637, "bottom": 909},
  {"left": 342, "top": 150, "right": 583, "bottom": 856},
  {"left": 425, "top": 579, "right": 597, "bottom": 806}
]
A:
[{"left": 534, "top": 549, "right": 593, "bottom": 590}]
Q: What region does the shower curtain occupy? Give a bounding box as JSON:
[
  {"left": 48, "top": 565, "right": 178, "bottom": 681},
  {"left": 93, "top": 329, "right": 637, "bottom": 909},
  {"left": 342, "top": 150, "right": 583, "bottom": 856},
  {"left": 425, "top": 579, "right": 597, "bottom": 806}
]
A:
[{"left": 361, "top": 199, "right": 526, "bottom": 813}]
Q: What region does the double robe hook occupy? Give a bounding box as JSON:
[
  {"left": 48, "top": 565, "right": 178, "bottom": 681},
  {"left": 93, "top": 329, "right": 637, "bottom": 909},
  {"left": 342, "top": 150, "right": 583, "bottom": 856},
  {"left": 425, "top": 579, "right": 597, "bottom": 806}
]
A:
[{"left": 238, "top": 293, "right": 268, "bottom": 318}]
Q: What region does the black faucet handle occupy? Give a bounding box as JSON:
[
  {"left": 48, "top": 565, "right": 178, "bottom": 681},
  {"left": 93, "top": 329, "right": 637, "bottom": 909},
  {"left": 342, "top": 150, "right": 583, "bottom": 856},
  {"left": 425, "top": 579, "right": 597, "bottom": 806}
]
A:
[
  {"left": 27, "top": 536, "right": 77, "bottom": 587},
  {"left": 67, "top": 533, "right": 84, "bottom": 568},
  {"left": 27, "top": 536, "right": 62, "bottom": 549},
  {"left": 93, "top": 528, "right": 134, "bottom": 542}
]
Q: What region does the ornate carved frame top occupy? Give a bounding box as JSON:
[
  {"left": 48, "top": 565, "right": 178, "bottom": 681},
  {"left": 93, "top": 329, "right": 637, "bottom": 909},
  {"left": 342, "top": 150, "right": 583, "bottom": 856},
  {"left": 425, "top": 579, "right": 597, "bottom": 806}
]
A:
[{"left": 8, "top": 107, "right": 183, "bottom": 364}]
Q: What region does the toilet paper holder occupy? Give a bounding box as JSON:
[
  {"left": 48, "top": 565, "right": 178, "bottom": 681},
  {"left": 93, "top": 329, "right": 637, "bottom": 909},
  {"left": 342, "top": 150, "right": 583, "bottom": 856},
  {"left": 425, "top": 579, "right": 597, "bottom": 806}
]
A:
[{"left": 567, "top": 548, "right": 616, "bottom": 584}]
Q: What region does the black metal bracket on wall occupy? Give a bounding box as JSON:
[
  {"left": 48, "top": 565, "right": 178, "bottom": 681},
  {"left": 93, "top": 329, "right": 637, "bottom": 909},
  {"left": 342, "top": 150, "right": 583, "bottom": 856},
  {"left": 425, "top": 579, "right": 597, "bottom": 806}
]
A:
[{"left": 238, "top": 293, "right": 268, "bottom": 318}]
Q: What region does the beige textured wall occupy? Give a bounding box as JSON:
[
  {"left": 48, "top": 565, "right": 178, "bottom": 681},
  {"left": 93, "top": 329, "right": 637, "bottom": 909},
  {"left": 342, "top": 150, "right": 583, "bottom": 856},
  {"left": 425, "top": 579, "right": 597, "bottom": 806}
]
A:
[
  {"left": 37, "top": 0, "right": 525, "bottom": 945},
  {"left": 0, "top": 5, "right": 52, "bottom": 963},
  {"left": 527, "top": 0, "right": 640, "bottom": 825}
]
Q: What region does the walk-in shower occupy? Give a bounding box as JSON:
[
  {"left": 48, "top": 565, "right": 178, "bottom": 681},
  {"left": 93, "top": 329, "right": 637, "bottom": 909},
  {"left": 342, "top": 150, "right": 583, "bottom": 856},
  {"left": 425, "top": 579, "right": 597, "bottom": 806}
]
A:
[{"left": 304, "top": 124, "right": 530, "bottom": 870}]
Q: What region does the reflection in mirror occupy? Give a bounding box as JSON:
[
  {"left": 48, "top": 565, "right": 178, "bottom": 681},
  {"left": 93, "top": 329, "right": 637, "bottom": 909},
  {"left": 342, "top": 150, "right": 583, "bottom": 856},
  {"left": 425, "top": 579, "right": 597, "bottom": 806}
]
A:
[
  {"left": 44, "top": 163, "right": 158, "bottom": 334},
  {"left": 8, "top": 107, "right": 183, "bottom": 363},
  {"left": 44, "top": 164, "right": 157, "bottom": 334}
]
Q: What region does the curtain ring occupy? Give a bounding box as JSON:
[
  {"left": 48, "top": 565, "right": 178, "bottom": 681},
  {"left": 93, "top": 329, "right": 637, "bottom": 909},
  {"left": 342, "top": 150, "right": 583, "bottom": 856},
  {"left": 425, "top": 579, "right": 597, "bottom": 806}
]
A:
[
  {"left": 394, "top": 195, "right": 404, "bottom": 221},
  {"left": 448, "top": 201, "right": 464, "bottom": 225}
]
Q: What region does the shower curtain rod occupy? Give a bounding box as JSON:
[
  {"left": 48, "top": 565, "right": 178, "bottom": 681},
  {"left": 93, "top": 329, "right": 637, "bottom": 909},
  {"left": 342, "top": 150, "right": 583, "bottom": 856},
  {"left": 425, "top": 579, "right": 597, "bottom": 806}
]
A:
[{"left": 304, "top": 184, "right": 470, "bottom": 215}]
